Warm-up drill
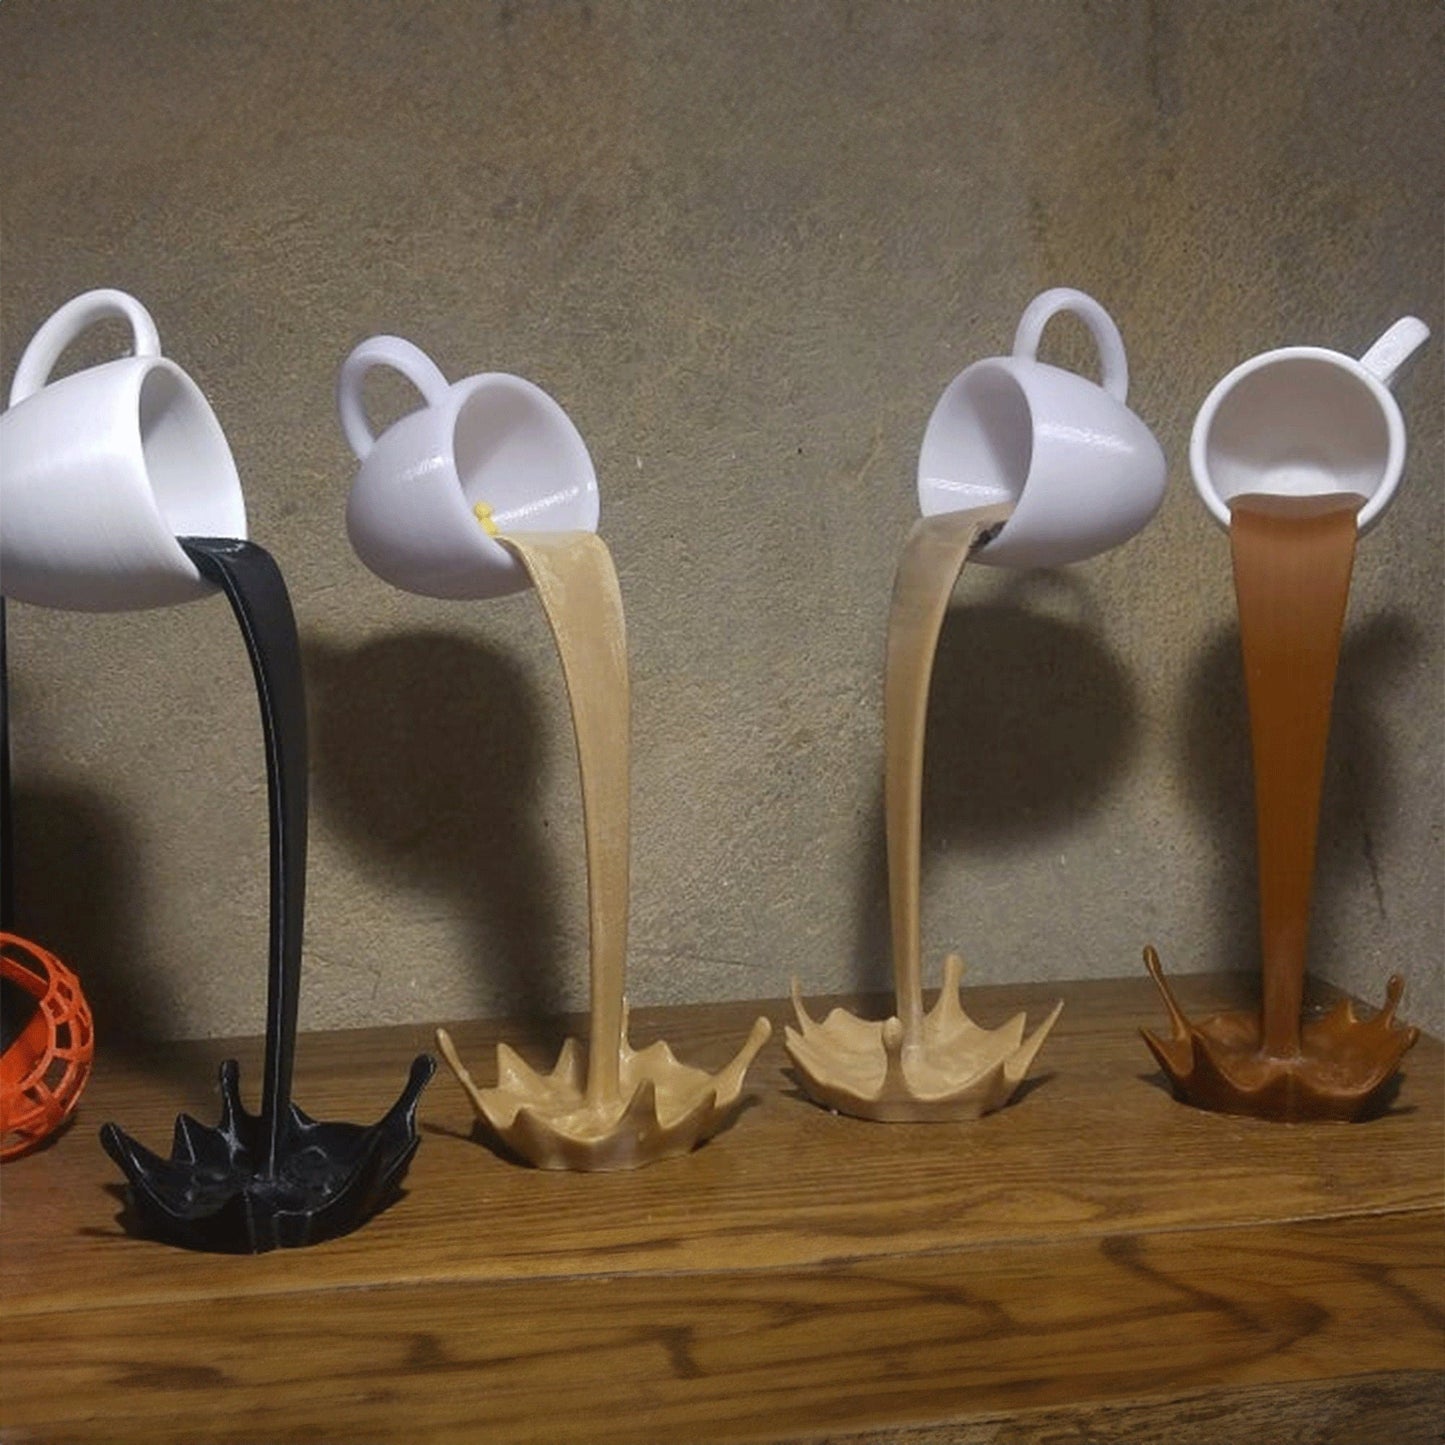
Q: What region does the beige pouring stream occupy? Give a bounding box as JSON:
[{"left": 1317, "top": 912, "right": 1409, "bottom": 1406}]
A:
[
  {"left": 436, "top": 531, "right": 769, "bottom": 1170},
  {"left": 1143, "top": 493, "right": 1418, "bottom": 1121},
  {"left": 787, "top": 503, "right": 1062, "bottom": 1121}
]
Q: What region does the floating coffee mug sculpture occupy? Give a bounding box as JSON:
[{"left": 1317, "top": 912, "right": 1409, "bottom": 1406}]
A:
[
  {"left": 788, "top": 289, "right": 1167, "bottom": 1119},
  {"left": 0, "top": 290, "right": 432, "bottom": 1248},
  {"left": 1143, "top": 315, "right": 1430, "bottom": 1121},
  {"left": 338, "top": 335, "right": 769, "bottom": 1169}
]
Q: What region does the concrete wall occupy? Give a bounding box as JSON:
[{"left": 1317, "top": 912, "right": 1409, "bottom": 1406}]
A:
[{"left": 2, "top": 0, "right": 1440, "bottom": 1043}]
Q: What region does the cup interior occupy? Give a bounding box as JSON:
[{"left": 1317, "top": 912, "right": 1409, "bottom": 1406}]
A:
[
  {"left": 139, "top": 367, "right": 245, "bottom": 539},
  {"left": 453, "top": 379, "right": 596, "bottom": 531},
  {"left": 1201, "top": 357, "right": 1391, "bottom": 507},
  {"left": 919, "top": 364, "right": 1032, "bottom": 511}
]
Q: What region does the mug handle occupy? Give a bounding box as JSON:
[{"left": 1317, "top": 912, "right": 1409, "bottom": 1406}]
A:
[
  {"left": 337, "top": 335, "right": 451, "bottom": 460},
  {"left": 8, "top": 289, "right": 162, "bottom": 407},
  {"left": 1359, "top": 316, "right": 1430, "bottom": 390},
  {"left": 1012, "top": 287, "right": 1129, "bottom": 403}
]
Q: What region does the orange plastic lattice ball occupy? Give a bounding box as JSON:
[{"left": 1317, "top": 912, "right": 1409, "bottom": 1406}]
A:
[{"left": 0, "top": 933, "right": 95, "bottom": 1161}]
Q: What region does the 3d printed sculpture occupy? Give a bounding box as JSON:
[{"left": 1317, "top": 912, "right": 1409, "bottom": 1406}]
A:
[
  {"left": 1143, "top": 317, "right": 1429, "bottom": 1121},
  {"left": 98, "top": 540, "right": 435, "bottom": 1250},
  {"left": 789, "top": 289, "right": 1167, "bottom": 1120},
  {"left": 0, "top": 291, "right": 431, "bottom": 1247},
  {"left": 786, "top": 510, "right": 1062, "bottom": 1119},
  {"left": 339, "top": 336, "right": 769, "bottom": 1170}
]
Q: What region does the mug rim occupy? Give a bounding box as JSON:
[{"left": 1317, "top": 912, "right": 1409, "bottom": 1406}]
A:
[
  {"left": 132, "top": 357, "right": 246, "bottom": 559},
  {"left": 1190, "top": 344, "right": 1406, "bottom": 535},
  {"left": 918, "top": 356, "right": 1035, "bottom": 517},
  {"left": 445, "top": 370, "right": 599, "bottom": 548}
]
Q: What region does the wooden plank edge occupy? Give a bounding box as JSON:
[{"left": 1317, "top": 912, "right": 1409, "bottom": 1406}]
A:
[
  {"left": 6, "top": 1196, "right": 1441, "bottom": 1323},
  {"left": 3, "top": 1209, "right": 1441, "bottom": 1444},
  {"left": 780, "top": 1370, "right": 1445, "bottom": 1445}
]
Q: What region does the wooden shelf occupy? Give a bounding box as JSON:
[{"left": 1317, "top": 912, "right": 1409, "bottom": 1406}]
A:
[{"left": 2, "top": 973, "right": 1441, "bottom": 1444}]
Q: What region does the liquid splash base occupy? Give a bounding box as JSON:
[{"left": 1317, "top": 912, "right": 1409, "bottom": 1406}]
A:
[
  {"left": 1142, "top": 948, "right": 1415, "bottom": 1122},
  {"left": 1144, "top": 495, "right": 1418, "bottom": 1122},
  {"left": 787, "top": 506, "right": 1061, "bottom": 1121},
  {"left": 439, "top": 1006, "right": 768, "bottom": 1171},
  {"left": 789, "top": 953, "right": 1059, "bottom": 1122},
  {"left": 437, "top": 532, "right": 769, "bottom": 1170}
]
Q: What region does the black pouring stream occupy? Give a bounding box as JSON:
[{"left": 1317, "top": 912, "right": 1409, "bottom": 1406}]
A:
[{"left": 98, "top": 538, "right": 433, "bottom": 1252}]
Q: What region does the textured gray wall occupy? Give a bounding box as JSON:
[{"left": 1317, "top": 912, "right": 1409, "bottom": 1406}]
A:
[{"left": 2, "top": 0, "right": 1440, "bottom": 1043}]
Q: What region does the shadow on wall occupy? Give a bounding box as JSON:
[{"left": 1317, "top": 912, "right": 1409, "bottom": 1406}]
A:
[
  {"left": 1180, "top": 610, "right": 1417, "bottom": 978},
  {"left": 9, "top": 784, "right": 177, "bottom": 1053},
  {"left": 852, "top": 577, "right": 1139, "bottom": 992},
  {"left": 306, "top": 632, "right": 569, "bottom": 1051}
]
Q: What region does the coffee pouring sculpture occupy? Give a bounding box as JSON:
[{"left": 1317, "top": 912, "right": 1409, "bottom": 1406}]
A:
[
  {"left": 338, "top": 335, "right": 769, "bottom": 1169},
  {"left": 1143, "top": 316, "right": 1429, "bottom": 1121},
  {"left": 0, "top": 290, "right": 432, "bottom": 1248},
  {"left": 787, "top": 289, "right": 1167, "bottom": 1120}
]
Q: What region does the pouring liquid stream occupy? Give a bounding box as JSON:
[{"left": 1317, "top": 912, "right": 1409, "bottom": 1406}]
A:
[
  {"left": 180, "top": 538, "right": 308, "bottom": 1174},
  {"left": 885, "top": 505, "right": 1013, "bottom": 1044},
  {"left": 498, "top": 531, "right": 630, "bottom": 1109},
  {"left": 1229, "top": 492, "right": 1363, "bottom": 1060}
]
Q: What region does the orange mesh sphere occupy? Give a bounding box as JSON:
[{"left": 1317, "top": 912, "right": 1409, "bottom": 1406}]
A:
[{"left": 1, "top": 933, "right": 95, "bottom": 1161}]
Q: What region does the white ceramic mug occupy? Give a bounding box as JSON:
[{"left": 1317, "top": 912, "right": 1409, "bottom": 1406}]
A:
[
  {"left": 0, "top": 289, "right": 246, "bottom": 612},
  {"left": 1190, "top": 316, "right": 1430, "bottom": 535},
  {"left": 917, "top": 287, "right": 1167, "bottom": 568},
  {"left": 338, "top": 336, "right": 599, "bottom": 600}
]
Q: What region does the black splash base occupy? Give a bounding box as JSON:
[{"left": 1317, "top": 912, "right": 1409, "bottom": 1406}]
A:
[
  {"left": 101, "top": 1053, "right": 435, "bottom": 1253},
  {"left": 99, "top": 538, "right": 434, "bottom": 1252}
]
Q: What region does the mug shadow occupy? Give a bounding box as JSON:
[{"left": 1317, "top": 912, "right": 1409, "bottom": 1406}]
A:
[
  {"left": 7, "top": 782, "right": 179, "bottom": 1057},
  {"left": 1178, "top": 610, "right": 1417, "bottom": 980},
  {"left": 306, "top": 631, "right": 569, "bottom": 1054},
  {"left": 852, "top": 587, "right": 1138, "bottom": 994}
]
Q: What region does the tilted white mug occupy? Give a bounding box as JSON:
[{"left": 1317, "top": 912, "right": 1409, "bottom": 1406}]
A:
[
  {"left": 1190, "top": 316, "right": 1431, "bottom": 535},
  {"left": 0, "top": 289, "right": 246, "bottom": 612},
  {"left": 338, "top": 335, "right": 599, "bottom": 601},
  {"left": 917, "top": 287, "right": 1167, "bottom": 568}
]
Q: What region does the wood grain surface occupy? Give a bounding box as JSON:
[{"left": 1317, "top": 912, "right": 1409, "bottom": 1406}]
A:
[{"left": 2, "top": 973, "right": 1441, "bottom": 1444}]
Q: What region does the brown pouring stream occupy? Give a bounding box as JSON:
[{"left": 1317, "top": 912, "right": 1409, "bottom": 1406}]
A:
[{"left": 1234, "top": 492, "right": 1364, "bottom": 1056}]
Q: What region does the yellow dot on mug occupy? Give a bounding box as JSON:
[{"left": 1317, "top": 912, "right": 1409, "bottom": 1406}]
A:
[{"left": 473, "top": 501, "right": 500, "bottom": 537}]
